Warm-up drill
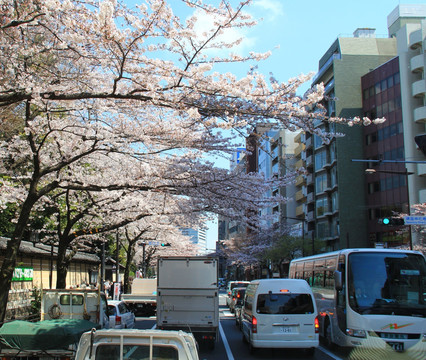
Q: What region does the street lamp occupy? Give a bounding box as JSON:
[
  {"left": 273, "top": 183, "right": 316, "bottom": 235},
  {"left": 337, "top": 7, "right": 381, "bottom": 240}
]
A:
[{"left": 365, "top": 168, "right": 414, "bottom": 249}]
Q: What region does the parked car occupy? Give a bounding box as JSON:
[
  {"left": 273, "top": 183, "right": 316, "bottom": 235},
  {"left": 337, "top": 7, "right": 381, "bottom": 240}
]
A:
[
  {"left": 241, "top": 279, "right": 319, "bottom": 356},
  {"left": 226, "top": 281, "right": 250, "bottom": 307},
  {"left": 229, "top": 287, "right": 246, "bottom": 313},
  {"left": 108, "top": 300, "right": 136, "bottom": 329}
]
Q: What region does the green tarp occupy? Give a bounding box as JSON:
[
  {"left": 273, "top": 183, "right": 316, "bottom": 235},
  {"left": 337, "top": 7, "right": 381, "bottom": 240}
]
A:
[{"left": 0, "top": 319, "right": 100, "bottom": 351}]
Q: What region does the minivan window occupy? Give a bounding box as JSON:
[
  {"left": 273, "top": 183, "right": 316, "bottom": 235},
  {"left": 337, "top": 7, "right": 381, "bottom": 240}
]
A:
[{"left": 256, "top": 293, "right": 314, "bottom": 314}]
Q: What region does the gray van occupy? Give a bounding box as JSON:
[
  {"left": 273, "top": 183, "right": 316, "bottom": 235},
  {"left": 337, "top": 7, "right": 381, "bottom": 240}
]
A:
[{"left": 241, "top": 279, "right": 319, "bottom": 355}]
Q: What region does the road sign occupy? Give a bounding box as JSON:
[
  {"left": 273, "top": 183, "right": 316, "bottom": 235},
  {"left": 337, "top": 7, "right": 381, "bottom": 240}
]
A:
[{"left": 404, "top": 216, "right": 426, "bottom": 225}]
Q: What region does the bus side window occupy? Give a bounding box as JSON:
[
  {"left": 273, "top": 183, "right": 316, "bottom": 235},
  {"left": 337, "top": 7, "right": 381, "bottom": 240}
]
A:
[{"left": 325, "top": 271, "right": 334, "bottom": 289}]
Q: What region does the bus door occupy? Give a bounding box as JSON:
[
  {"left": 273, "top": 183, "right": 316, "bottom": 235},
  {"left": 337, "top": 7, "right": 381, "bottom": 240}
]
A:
[{"left": 336, "top": 254, "right": 347, "bottom": 333}]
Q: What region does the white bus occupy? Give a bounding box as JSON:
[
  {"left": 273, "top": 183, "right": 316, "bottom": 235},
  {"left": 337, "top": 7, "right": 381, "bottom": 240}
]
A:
[{"left": 289, "top": 248, "right": 426, "bottom": 355}]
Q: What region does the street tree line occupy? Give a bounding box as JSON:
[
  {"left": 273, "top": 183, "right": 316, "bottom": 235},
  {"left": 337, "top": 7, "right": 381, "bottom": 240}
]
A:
[{"left": 0, "top": 0, "right": 384, "bottom": 323}]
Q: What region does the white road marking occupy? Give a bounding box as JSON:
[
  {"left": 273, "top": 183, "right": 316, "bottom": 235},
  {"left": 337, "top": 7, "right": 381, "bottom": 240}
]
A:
[
  {"left": 318, "top": 345, "right": 344, "bottom": 360},
  {"left": 219, "top": 321, "right": 235, "bottom": 360}
]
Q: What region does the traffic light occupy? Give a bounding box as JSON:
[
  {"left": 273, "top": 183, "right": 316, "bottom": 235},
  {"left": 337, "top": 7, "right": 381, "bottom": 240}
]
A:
[
  {"left": 160, "top": 243, "right": 171, "bottom": 247},
  {"left": 379, "top": 217, "right": 405, "bottom": 226}
]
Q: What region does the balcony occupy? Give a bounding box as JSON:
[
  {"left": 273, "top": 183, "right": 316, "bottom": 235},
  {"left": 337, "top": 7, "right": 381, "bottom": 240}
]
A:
[
  {"left": 411, "top": 53, "right": 425, "bottom": 73},
  {"left": 412, "top": 80, "right": 426, "bottom": 98},
  {"left": 295, "top": 158, "right": 305, "bottom": 169},
  {"left": 414, "top": 106, "right": 426, "bottom": 123},
  {"left": 409, "top": 29, "right": 423, "bottom": 50},
  {"left": 307, "top": 210, "right": 315, "bottom": 222},
  {"left": 294, "top": 143, "right": 305, "bottom": 156},
  {"left": 306, "top": 155, "right": 313, "bottom": 167},
  {"left": 312, "top": 54, "right": 341, "bottom": 84},
  {"left": 418, "top": 162, "right": 426, "bottom": 176},
  {"left": 305, "top": 136, "right": 312, "bottom": 149},
  {"left": 295, "top": 175, "right": 306, "bottom": 187},
  {"left": 295, "top": 205, "right": 305, "bottom": 217},
  {"left": 295, "top": 190, "right": 306, "bottom": 202}
]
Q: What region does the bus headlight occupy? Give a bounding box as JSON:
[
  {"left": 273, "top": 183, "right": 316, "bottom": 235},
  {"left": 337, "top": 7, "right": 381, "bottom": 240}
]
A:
[{"left": 346, "top": 328, "right": 366, "bottom": 338}]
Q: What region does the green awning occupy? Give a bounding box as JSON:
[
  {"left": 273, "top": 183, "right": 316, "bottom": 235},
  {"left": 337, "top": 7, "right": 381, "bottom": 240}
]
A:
[{"left": 0, "top": 319, "right": 100, "bottom": 351}]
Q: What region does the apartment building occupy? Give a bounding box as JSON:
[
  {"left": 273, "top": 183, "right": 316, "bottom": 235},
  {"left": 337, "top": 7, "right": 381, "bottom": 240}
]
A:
[
  {"left": 309, "top": 28, "right": 397, "bottom": 250},
  {"left": 388, "top": 4, "right": 426, "bottom": 246}
]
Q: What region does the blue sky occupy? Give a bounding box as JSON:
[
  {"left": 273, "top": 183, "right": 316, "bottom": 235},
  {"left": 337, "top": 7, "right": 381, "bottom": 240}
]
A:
[
  {"left": 125, "top": 0, "right": 426, "bottom": 249},
  {"left": 231, "top": 0, "right": 426, "bottom": 91}
]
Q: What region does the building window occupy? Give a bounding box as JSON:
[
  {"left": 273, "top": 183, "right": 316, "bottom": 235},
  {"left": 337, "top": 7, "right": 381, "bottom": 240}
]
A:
[
  {"left": 394, "top": 72, "right": 400, "bottom": 85},
  {"left": 316, "top": 197, "right": 329, "bottom": 216},
  {"left": 315, "top": 150, "right": 327, "bottom": 171},
  {"left": 331, "top": 192, "right": 339, "bottom": 212},
  {"left": 317, "top": 220, "right": 330, "bottom": 238},
  {"left": 314, "top": 134, "right": 323, "bottom": 149}
]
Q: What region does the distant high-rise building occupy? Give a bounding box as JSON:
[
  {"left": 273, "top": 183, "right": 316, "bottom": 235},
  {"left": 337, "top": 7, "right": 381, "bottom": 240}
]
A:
[{"left": 180, "top": 221, "right": 208, "bottom": 254}]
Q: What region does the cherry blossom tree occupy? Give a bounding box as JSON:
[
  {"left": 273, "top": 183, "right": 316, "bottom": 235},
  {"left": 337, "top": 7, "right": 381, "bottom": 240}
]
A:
[{"left": 0, "top": 0, "right": 384, "bottom": 322}]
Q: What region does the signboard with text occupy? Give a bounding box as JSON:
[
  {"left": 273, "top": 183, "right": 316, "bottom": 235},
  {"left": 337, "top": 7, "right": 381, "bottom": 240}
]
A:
[
  {"left": 12, "top": 267, "right": 33, "bottom": 281},
  {"left": 404, "top": 216, "right": 426, "bottom": 225}
]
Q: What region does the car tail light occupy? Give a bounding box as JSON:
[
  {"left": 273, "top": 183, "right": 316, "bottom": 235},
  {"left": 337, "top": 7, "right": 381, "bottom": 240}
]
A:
[
  {"left": 314, "top": 316, "right": 319, "bottom": 334},
  {"left": 115, "top": 315, "right": 122, "bottom": 325},
  {"left": 252, "top": 316, "right": 257, "bottom": 333}
]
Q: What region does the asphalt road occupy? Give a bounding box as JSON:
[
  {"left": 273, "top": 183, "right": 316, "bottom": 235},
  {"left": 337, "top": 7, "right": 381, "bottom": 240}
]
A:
[{"left": 134, "top": 292, "right": 347, "bottom": 360}]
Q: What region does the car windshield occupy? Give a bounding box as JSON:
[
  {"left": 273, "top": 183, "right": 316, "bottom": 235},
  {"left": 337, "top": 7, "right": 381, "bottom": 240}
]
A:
[
  {"left": 348, "top": 252, "right": 426, "bottom": 316},
  {"left": 256, "top": 293, "right": 314, "bottom": 314}
]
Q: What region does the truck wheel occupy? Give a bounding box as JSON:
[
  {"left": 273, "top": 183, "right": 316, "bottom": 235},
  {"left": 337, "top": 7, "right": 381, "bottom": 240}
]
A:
[{"left": 207, "top": 339, "right": 215, "bottom": 350}]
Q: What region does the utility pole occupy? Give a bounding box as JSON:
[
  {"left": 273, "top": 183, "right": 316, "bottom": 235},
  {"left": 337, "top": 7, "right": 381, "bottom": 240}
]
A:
[{"left": 116, "top": 231, "right": 119, "bottom": 283}]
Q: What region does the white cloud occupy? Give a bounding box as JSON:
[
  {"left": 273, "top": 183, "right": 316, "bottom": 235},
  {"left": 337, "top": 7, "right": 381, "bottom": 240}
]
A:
[{"left": 253, "top": 0, "right": 284, "bottom": 20}]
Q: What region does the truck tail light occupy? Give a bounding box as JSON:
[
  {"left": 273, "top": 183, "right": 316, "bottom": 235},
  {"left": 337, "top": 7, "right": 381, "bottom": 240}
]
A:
[
  {"left": 252, "top": 316, "right": 257, "bottom": 333},
  {"left": 315, "top": 316, "right": 319, "bottom": 333},
  {"left": 115, "top": 315, "right": 122, "bottom": 325}
]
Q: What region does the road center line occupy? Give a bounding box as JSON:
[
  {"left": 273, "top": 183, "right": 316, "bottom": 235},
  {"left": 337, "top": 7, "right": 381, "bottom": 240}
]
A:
[{"left": 219, "top": 321, "right": 234, "bottom": 360}]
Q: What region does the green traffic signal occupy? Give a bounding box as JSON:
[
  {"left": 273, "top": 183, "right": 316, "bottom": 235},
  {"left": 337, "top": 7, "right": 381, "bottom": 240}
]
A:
[{"left": 383, "top": 218, "right": 390, "bottom": 225}]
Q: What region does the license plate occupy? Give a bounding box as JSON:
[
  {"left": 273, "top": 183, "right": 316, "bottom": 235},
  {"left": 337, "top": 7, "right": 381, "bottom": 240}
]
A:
[
  {"left": 280, "top": 326, "right": 294, "bottom": 333},
  {"left": 387, "top": 341, "right": 404, "bottom": 352}
]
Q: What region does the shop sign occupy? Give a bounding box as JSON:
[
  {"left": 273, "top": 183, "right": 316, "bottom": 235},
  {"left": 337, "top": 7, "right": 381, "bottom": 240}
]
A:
[{"left": 12, "top": 267, "right": 33, "bottom": 281}]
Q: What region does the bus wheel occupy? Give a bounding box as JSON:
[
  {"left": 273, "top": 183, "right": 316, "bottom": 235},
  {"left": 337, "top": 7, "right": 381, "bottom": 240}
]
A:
[{"left": 324, "top": 320, "right": 335, "bottom": 350}]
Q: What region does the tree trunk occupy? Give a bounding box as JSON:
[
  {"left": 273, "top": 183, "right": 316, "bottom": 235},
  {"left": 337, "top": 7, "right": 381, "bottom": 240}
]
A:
[
  {"left": 56, "top": 241, "right": 71, "bottom": 289},
  {"left": 0, "top": 195, "right": 37, "bottom": 322},
  {"left": 123, "top": 244, "right": 134, "bottom": 294}
]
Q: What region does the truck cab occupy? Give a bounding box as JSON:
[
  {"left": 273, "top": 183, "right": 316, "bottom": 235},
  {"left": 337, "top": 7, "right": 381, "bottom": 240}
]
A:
[{"left": 75, "top": 329, "right": 199, "bottom": 360}]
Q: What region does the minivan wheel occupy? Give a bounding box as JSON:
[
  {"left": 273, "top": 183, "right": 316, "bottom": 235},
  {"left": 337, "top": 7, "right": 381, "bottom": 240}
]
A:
[
  {"left": 248, "top": 341, "right": 256, "bottom": 354},
  {"left": 242, "top": 331, "right": 247, "bottom": 343},
  {"left": 305, "top": 348, "right": 315, "bottom": 357}
]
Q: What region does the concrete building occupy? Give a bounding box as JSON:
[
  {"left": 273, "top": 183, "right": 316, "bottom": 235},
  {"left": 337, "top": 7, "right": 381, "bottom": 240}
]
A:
[
  {"left": 387, "top": 4, "right": 426, "bottom": 246},
  {"left": 361, "top": 56, "right": 409, "bottom": 246},
  {"left": 310, "top": 28, "right": 397, "bottom": 250},
  {"left": 247, "top": 125, "right": 299, "bottom": 233}
]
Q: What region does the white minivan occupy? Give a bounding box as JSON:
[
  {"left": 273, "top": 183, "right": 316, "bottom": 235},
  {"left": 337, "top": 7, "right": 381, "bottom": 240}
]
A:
[{"left": 241, "top": 279, "right": 319, "bottom": 355}]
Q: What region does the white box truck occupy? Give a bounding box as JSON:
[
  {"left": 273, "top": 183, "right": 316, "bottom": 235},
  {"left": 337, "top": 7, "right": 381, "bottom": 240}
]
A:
[
  {"left": 156, "top": 256, "right": 219, "bottom": 349},
  {"left": 121, "top": 278, "right": 157, "bottom": 317}
]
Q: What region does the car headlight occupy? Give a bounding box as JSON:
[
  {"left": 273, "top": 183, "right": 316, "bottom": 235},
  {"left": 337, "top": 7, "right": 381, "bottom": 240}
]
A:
[{"left": 346, "top": 328, "right": 367, "bottom": 338}]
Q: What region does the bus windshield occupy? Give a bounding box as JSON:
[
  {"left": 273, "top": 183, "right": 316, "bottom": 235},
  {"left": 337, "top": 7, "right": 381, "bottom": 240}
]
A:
[{"left": 348, "top": 252, "right": 426, "bottom": 317}]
